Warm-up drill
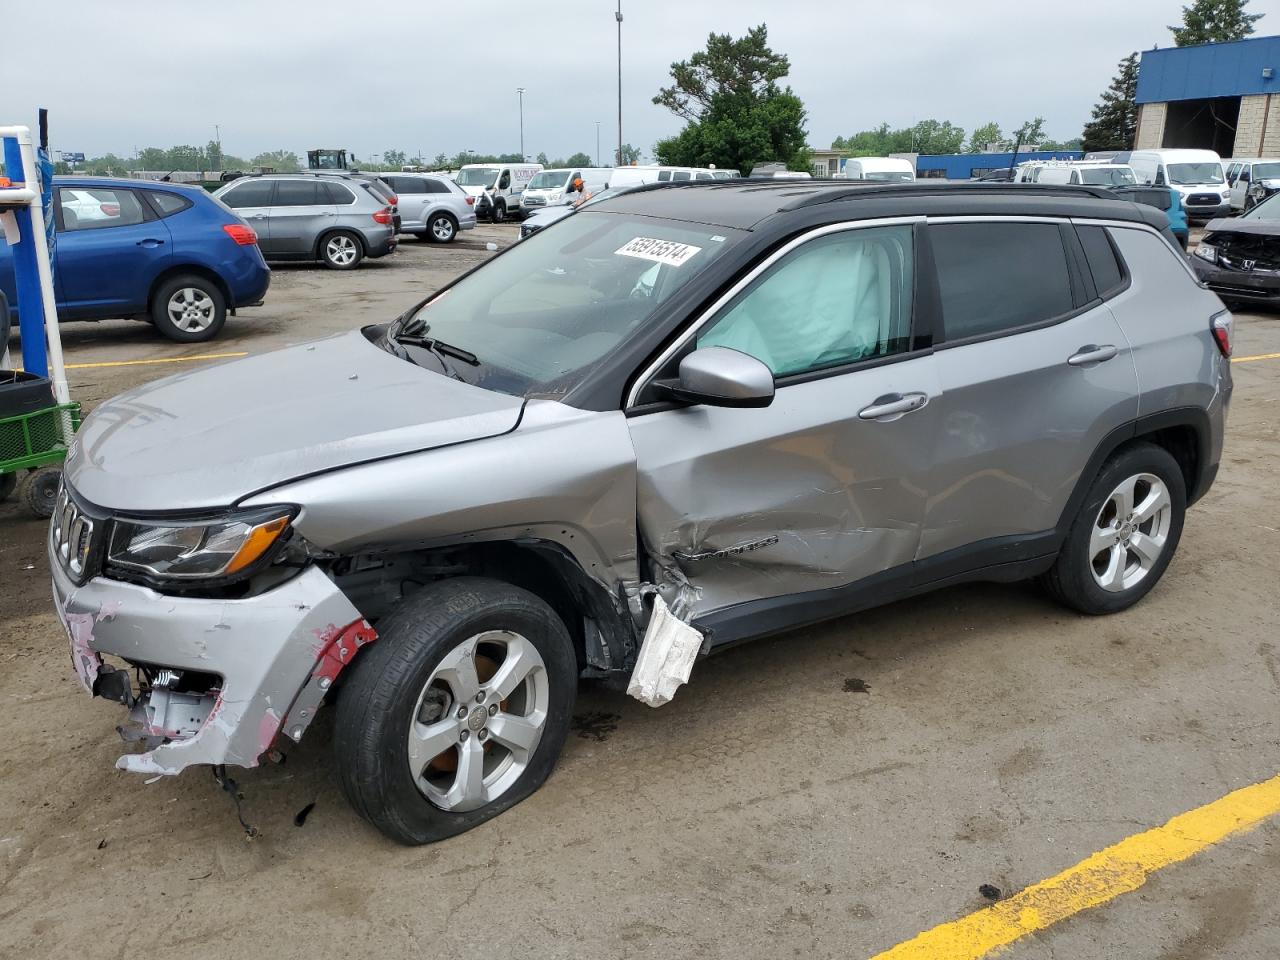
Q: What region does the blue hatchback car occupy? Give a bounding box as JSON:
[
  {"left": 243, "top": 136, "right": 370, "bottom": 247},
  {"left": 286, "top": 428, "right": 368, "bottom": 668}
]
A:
[{"left": 1, "top": 176, "right": 270, "bottom": 343}]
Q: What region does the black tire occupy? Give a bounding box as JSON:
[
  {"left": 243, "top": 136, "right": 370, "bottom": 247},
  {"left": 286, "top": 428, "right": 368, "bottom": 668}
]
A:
[
  {"left": 426, "top": 212, "right": 458, "bottom": 244},
  {"left": 1042, "top": 442, "right": 1186, "bottom": 615},
  {"left": 0, "top": 472, "right": 16, "bottom": 503},
  {"left": 491, "top": 201, "right": 507, "bottom": 224},
  {"left": 150, "top": 274, "right": 226, "bottom": 343},
  {"left": 334, "top": 577, "right": 577, "bottom": 845},
  {"left": 22, "top": 466, "right": 62, "bottom": 518},
  {"left": 320, "top": 230, "right": 364, "bottom": 270}
]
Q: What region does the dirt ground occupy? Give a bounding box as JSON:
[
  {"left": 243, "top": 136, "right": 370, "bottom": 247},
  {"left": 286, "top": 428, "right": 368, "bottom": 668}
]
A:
[{"left": 2, "top": 226, "right": 1278, "bottom": 959}]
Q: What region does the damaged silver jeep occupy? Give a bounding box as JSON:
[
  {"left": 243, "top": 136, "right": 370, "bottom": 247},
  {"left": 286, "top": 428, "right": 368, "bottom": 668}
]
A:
[{"left": 50, "top": 181, "right": 1231, "bottom": 844}]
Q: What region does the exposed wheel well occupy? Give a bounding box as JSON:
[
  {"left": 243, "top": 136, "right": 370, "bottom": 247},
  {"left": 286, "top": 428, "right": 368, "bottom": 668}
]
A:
[
  {"left": 148, "top": 265, "right": 230, "bottom": 315},
  {"left": 429, "top": 209, "right": 458, "bottom": 225},
  {"left": 1131, "top": 423, "right": 1200, "bottom": 500}
]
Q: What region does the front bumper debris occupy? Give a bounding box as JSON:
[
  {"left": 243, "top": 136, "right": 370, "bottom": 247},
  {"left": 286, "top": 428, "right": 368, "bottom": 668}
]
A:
[
  {"left": 51, "top": 560, "right": 366, "bottom": 776},
  {"left": 1191, "top": 258, "right": 1280, "bottom": 304}
]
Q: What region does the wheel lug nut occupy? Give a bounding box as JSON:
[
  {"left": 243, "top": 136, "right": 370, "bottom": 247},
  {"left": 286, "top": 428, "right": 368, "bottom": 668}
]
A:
[
  {"left": 478, "top": 730, "right": 488, "bottom": 741},
  {"left": 475, "top": 692, "right": 486, "bottom": 704},
  {"left": 459, "top": 730, "right": 469, "bottom": 742},
  {"left": 456, "top": 706, "right": 467, "bottom": 719},
  {"left": 488, "top": 704, "right": 497, "bottom": 716}
]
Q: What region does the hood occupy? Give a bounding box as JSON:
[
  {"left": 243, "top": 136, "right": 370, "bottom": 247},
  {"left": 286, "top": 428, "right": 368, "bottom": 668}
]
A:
[
  {"left": 65, "top": 329, "right": 524, "bottom": 512},
  {"left": 1203, "top": 217, "right": 1280, "bottom": 237}
]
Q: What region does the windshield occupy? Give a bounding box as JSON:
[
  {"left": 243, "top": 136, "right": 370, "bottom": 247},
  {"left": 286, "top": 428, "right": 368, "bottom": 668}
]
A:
[
  {"left": 392, "top": 211, "right": 740, "bottom": 398},
  {"left": 1167, "top": 162, "right": 1224, "bottom": 185},
  {"left": 1253, "top": 162, "right": 1280, "bottom": 180},
  {"left": 1079, "top": 167, "right": 1137, "bottom": 185},
  {"left": 1244, "top": 192, "right": 1280, "bottom": 220},
  {"left": 862, "top": 171, "right": 914, "bottom": 182},
  {"left": 456, "top": 167, "right": 500, "bottom": 187},
  {"left": 528, "top": 171, "right": 570, "bottom": 190}
]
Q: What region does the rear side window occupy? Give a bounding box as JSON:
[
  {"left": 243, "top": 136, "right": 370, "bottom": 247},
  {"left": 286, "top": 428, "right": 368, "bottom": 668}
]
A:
[
  {"left": 221, "top": 180, "right": 274, "bottom": 208},
  {"left": 322, "top": 181, "right": 356, "bottom": 205},
  {"left": 931, "top": 221, "right": 1075, "bottom": 342},
  {"left": 1076, "top": 226, "right": 1125, "bottom": 298},
  {"left": 424, "top": 178, "right": 451, "bottom": 194},
  {"left": 147, "top": 191, "right": 192, "bottom": 217},
  {"left": 274, "top": 180, "right": 320, "bottom": 206},
  {"left": 391, "top": 177, "right": 425, "bottom": 194},
  {"left": 58, "top": 187, "right": 148, "bottom": 231}
]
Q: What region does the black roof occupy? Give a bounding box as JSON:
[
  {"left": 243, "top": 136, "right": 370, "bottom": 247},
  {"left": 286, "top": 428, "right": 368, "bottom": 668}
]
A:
[{"left": 593, "top": 179, "right": 1168, "bottom": 232}]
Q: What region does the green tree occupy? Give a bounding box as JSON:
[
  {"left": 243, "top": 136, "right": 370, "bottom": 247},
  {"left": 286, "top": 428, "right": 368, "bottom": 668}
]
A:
[
  {"left": 433, "top": 152, "right": 449, "bottom": 168},
  {"left": 536, "top": 151, "right": 550, "bottom": 165},
  {"left": 620, "top": 143, "right": 642, "bottom": 164},
  {"left": 652, "top": 25, "right": 809, "bottom": 174},
  {"left": 250, "top": 150, "right": 301, "bottom": 172},
  {"left": 564, "top": 151, "right": 592, "bottom": 166},
  {"left": 967, "top": 122, "right": 1003, "bottom": 153},
  {"left": 206, "top": 139, "right": 223, "bottom": 170},
  {"left": 1040, "top": 138, "right": 1084, "bottom": 151},
  {"left": 383, "top": 149, "right": 407, "bottom": 168},
  {"left": 1081, "top": 53, "right": 1139, "bottom": 152},
  {"left": 1170, "top": 0, "right": 1262, "bottom": 45},
  {"left": 1013, "top": 117, "right": 1046, "bottom": 146}
]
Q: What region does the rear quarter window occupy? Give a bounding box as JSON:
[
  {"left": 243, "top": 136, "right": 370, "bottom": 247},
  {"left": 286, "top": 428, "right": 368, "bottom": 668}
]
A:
[
  {"left": 931, "top": 221, "right": 1075, "bottom": 342},
  {"left": 1076, "top": 225, "right": 1126, "bottom": 298},
  {"left": 148, "top": 191, "right": 192, "bottom": 217}
]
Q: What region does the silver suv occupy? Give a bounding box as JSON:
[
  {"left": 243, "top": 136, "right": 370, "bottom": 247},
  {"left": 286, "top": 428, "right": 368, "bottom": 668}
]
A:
[
  {"left": 212, "top": 174, "right": 397, "bottom": 269},
  {"left": 50, "top": 182, "right": 1231, "bottom": 844},
  {"left": 381, "top": 173, "right": 477, "bottom": 243}
]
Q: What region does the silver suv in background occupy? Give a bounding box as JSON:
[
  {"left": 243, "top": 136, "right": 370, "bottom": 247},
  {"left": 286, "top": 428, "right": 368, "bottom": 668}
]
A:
[
  {"left": 381, "top": 173, "right": 477, "bottom": 243},
  {"left": 51, "top": 181, "right": 1230, "bottom": 845},
  {"left": 212, "top": 174, "right": 398, "bottom": 269}
]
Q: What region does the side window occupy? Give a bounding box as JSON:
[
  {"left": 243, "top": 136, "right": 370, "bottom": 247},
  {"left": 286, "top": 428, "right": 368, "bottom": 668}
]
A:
[
  {"left": 58, "top": 187, "right": 147, "bottom": 231},
  {"left": 394, "top": 177, "right": 426, "bottom": 194},
  {"left": 1069, "top": 171, "right": 1081, "bottom": 184},
  {"left": 1239, "top": 166, "right": 1252, "bottom": 183},
  {"left": 1154, "top": 166, "right": 1167, "bottom": 186},
  {"left": 698, "top": 225, "right": 915, "bottom": 378},
  {"left": 657, "top": 171, "right": 672, "bottom": 181},
  {"left": 673, "top": 171, "right": 692, "bottom": 181},
  {"left": 148, "top": 191, "right": 192, "bottom": 217},
  {"left": 1226, "top": 163, "right": 1241, "bottom": 184},
  {"left": 931, "top": 221, "right": 1075, "bottom": 341},
  {"left": 323, "top": 181, "right": 356, "bottom": 205},
  {"left": 220, "top": 180, "right": 275, "bottom": 208},
  {"left": 1076, "top": 225, "right": 1125, "bottom": 298},
  {"left": 696, "top": 172, "right": 714, "bottom": 180},
  {"left": 498, "top": 171, "right": 511, "bottom": 190},
  {"left": 274, "top": 180, "right": 320, "bottom": 206},
  {"left": 423, "top": 178, "right": 450, "bottom": 194}
]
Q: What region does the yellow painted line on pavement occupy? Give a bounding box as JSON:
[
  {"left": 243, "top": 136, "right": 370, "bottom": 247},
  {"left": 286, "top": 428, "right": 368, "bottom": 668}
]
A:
[
  {"left": 64, "top": 351, "right": 248, "bottom": 370},
  {"left": 1231, "top": 351, "right": 1280, "bottom": 364},
  {"left": 868, "top": 773, "right": 1280, "bottom": 960}
]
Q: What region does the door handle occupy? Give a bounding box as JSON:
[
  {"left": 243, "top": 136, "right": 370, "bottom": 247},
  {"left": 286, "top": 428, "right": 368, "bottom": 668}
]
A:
[
  {"left": 858, "top": 392, "right": 929, "bottom": 421},
  {"left": 248, "top": 214, "right": 267, "bottom": 220},
  {"left": 135, "top": 238, "right": 165, "bottom": 247},
  {"left": 1067, "top": 344, "right": 1119, "bottom": 366}
]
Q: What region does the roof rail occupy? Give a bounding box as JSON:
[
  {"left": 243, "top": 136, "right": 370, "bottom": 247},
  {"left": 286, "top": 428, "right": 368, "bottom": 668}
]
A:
[{"left": 780, "top": 180, "right": 1124, "bottom": 210}]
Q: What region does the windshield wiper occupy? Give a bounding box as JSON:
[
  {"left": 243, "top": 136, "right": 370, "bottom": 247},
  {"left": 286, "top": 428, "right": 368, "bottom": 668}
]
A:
[{"left": 396, "top": 334, "right": 480, "bottom": 366}]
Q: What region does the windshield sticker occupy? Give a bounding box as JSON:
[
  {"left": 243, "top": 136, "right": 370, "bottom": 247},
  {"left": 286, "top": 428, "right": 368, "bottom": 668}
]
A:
[{"left": 615, "top": 237, "right": 703, "bottom": 267}]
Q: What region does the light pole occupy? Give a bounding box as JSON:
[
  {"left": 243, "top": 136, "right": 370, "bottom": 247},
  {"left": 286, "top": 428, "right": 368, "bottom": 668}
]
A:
[
  {"left": 615, "top": 1, "right": 623, "bottom": 167},
  {"left": 516, "top": 87, "right": 526, "bottom": 161},
  {"left": 214, "top": 124, "right": 221, "bottom": 171},
  {"left": 595, "top": 121, "right": 602, "bottom": 167}
]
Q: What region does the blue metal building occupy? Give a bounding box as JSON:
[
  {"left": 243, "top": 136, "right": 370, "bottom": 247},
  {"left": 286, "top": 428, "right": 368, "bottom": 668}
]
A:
[
  {"left": 1135, "top": 35, "right": 1280, "bottom": 156},
  {"left": 914, "top": 150, "right": 1083, "bottom": 180}
]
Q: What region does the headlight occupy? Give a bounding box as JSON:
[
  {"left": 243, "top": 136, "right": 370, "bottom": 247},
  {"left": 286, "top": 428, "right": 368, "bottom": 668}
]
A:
[
  {"left": 107, "top": 507, "right": 294, "bottom": 582},
  {"left": 1194, "top": 242, "right": 1217, "bottom": 264}
]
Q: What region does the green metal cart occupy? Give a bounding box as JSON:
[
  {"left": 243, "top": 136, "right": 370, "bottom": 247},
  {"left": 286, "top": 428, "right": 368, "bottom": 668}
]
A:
[{"left": 0, "top": 401, "right": 81, "bottom": 516}]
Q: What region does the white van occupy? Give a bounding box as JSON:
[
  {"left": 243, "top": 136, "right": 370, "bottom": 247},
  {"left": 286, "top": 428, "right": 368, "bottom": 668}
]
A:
[
  {"left": 838, "top": 157, "right": 915, "bottom": 182},
  {"left": 521, "top": 167, "right": 613, "bottom": 210},
  {"left": 1225, "top": 157, "right": 1280, "bottom": 211},
  {"left": 608, "top": 165, "right": 730, "bottom": 189},
  {"left": 1128, "top": 149, "right": 1228, "bottom": 219},
  {"left": 454, "top": 162, "right": 543, "bottom": 222},
  {"left": 1034, "top": 162, "right": 1138, "bottom": 188}
]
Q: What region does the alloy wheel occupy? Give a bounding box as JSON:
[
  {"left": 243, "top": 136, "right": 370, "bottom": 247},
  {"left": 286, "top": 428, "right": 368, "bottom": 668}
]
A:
[
  {"left": 165, "top": 287, "right": 215, "bottom": 333},
  {"left": 431, "top": 217, "right": 455, "bottom": 242},
  {"left": 1089, "top": 472, "right": 1173, "bottom": 593},
  {"left": 407, "top": 630, "right": 548, "bottom": 812},
  {"left": 326, "top": 234, "right": 358, "bottom": 266}
]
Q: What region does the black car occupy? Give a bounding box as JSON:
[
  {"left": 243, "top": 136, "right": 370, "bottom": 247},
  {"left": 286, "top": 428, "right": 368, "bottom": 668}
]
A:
[{"left": 1192, "top": 192, "right": 1280, "bottom": 307}]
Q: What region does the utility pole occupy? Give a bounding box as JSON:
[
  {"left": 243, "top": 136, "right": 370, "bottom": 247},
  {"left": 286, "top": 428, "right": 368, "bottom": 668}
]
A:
[
  {"left": 214, "top": 124, "right": 221, "bottom": 171},
  {"left": 595, "top": 121, "right": 602, "bottom": 167},
  {"left": 615, "top": 1, "right": 623, "bottom": 167},
  {"left": 516, "top": 87, "right": 526, "bottom": 161}
]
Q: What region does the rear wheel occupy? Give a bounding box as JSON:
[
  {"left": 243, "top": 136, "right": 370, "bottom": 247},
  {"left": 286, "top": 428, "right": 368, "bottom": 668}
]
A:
[
  {"left": 427, "top": 213, "right": 457, "bottom": 243},
  {"left": 1042, "top": 443, "right": 1186, "bottom": 615},
  {"left": 321, "top": 231, "right": 363, "bottom": 270},
  {"left": 21, "top": 466, "right": 61, "bottom": 518},
  {"left": 334, "top": 577, "right": 577, "bottom": 845},
  {"left": 150, "top": 275, "right": 226, "bottom": 342},
  {"left": 491, "top": 201, "right": 506, "bottom": 224}
]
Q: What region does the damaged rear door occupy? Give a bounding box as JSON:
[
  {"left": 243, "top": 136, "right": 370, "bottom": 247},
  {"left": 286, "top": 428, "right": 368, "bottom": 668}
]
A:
[{"left": 626, "top": 219, "right": 941, "bottom": 628}]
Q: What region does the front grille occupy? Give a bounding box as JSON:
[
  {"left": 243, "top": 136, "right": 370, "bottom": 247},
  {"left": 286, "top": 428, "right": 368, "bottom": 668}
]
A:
[
  {"left": 524, "top": 196, "right": 545, "bottom": 206},
  {"left": 1187, "top": 193, "right": 1221, "bottom": 206},
  {"left": 50, "top": 485, "right": 101, "bottom": 584}
]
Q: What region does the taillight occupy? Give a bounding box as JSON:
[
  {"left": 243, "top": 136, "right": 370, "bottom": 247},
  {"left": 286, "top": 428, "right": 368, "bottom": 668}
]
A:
[
  {"left": 1211, "top": 311, "right": 1232, "bottom": 357},
  {"left": 223, "top": 223, "right": 258, "bottom": 245},
  {"left": 465, "top": 196, "right": 475, "bottom": 206},
  {"left": 387, "top": 194, "right": 398, "bottom": 205},
  {"left": 100, "top": 202, "right": 120, "bottom": 216},
  {"left": 372, "top": 207, "right": 393, "bottom": 225}
]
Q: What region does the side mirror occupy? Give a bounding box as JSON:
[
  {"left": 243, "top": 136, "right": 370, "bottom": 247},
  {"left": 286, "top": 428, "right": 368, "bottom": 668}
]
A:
[{"left": 657, "top": 346, "right": 774, "bottom": 408}]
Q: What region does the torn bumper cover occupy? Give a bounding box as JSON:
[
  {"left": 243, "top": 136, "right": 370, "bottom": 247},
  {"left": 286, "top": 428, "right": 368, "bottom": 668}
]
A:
[{"left": 51, "top": 561, "right": 366, "bottom": 776}]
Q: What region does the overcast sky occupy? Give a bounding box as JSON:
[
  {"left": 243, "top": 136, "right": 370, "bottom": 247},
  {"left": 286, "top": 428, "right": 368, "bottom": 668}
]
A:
[{"left": 3, "top": 1, "right": 1214, "bottom": 163}]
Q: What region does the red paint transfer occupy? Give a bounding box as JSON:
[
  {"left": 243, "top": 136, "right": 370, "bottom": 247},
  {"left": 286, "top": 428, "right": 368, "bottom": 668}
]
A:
[{"left": 314, "top": 619, "right": 378, "bottom": 683}]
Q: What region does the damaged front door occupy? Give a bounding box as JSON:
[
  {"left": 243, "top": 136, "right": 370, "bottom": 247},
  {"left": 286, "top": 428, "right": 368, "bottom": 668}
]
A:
[{"left": 627, "top": 220, "right": 941, "bottom": 633}]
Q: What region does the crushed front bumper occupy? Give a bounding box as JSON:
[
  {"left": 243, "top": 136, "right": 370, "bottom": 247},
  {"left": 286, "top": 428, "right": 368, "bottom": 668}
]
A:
[
  {"left": 1191, "top": 258, "right": 1280, "bottom": 305},
  {"left": 51, "top": 559, "right": 366, "bottom": 776}
]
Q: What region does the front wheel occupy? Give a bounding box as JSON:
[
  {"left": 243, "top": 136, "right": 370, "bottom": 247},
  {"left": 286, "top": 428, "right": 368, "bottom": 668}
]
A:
[
  {"left": 334, "top": 577, "right": 577, "bottom": 845},
  {"left": 321, "top": 231, "right": 363, "bottom": 270},
  {"left": 150, "top": 275, "right": 226, "bottom": 342},
  {"left": 1042, "top": 442, "right": 1186, "bottom": 615},
  {"left": 490, "top": 201, "right": 506, "bottom": 224}
]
